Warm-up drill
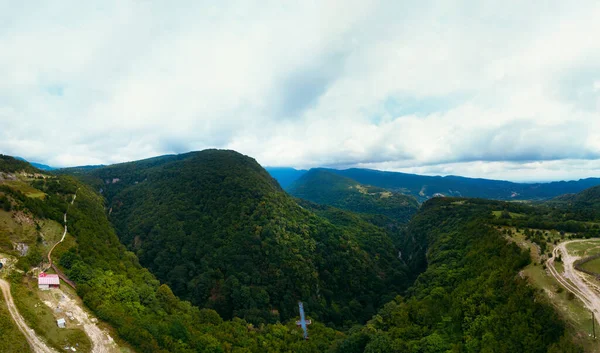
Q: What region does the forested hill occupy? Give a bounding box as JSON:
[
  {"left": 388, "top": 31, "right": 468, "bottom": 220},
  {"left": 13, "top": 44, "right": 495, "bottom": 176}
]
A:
[
  {"left": 1, "top": 154, "right": 584, "bottom": 352},
  {"left": 288, "top": 169, "right": 419, "bottom": 223},
  {"left": 0, "top": 154, "right": 348, "bottom": 352},
  {"left": 323, "top": 168, "right": 600, "bottom": 201},
  {"left": 336, "top": 197, "right": 581, "bottom": 352},
  {"left": 0, "top": 154, "right": 41, "bottom": 174},
  {"left": 547, "top": 185, "right": 600, "bottom": 221},
  {"left": 74, "top": 150, "right": 414, "bottom": 327}
]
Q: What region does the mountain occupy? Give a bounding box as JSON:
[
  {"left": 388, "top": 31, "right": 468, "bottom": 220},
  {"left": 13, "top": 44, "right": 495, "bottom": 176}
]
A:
[
  {"left": 14, "top": 157, "right": 55, "bottom": 171},
  {"left": 1, "top": 153, "right": 586, "bottom": 352},
  {"left": 0, "top": 155, "right": 41, "bottom": 174},
  {"left": 337, "top": 197, "right": 580, "bottom": 352},
  {"left": 322, "top": 168, "right": 600, "bottom": 201},
  {"left": 264, "top": 167, "right": 307, "bottom": 189},
  {"left": 288, "top": 169, "right": 419, "bottom": 223},
  {"left": 546, "top": 185, "right": 600, "bottom": 222},
  {"left": 0, "top": 154, "right": 347, "bottom": 352},
  {"left": 76, "top": 150, "right": 413, "bottom": 326}
]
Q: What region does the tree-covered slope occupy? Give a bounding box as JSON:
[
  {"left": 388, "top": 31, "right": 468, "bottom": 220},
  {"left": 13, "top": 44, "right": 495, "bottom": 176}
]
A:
[
  {"left": 336, "top": 198, "right": 582, "bottom": 353},
  {"left": 0, "top": 155, "right": 41, "bottom": 174},
  {"left": 288, "top": 169, "right": 419, "bottom": 223},
  {"left": 81, "top": 150, "right": 412, "bottom": 327},
  {"left": 2, "top": 154, "right": 585, "bottom": 352},
  {"left": 1, "top": 155, "right": 348, "bottom": 352}
]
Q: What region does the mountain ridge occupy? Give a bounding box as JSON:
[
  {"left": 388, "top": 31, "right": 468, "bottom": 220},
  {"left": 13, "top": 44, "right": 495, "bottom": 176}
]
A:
[{"left": 288, "top": 168, "right": 419, "bottom": 223}]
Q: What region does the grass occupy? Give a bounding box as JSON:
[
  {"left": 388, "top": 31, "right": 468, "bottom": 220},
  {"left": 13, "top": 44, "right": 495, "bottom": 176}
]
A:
[
  {"left": 0, "top": 208, "right": 67, "bottom": 263},
  {"left": 522, "top": 260, "right": 599, "bottom": 351},
  {"left": 492, "top": 210, "right": 526, "bottom": 218},
  {"left": 0, "top": 210, "right": 38, "bottom": 254},
  {"left": 0, "top": 286, "right": 31, "bottom": 353},
  {"left": 2, "top": 180, "right": 46, "bottom": 199},
  {"left": 10, "top": 273, "right": 91, "bottom": 352},
  {"left": 504, "top": 227, "right": 600, "bottom": 351},
  {"left": 581, "top": 257, "right": 600, "bottom": 274},
  {"left": 566, "top": 241, "right": 600, "bottom": 258}
]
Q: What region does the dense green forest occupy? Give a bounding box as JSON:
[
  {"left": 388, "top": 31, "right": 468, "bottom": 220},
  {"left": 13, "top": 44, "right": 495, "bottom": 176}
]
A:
[
  {"left": 335, "top": 198, "right": 582, "bottom": 352},
  {"left": 1, "top": 157, "right": 346, "bottom": 352},
  {"left": 0, "top": 154, "right": 40, "bottom": 174},
  {"left": 72, "top": 150, "right": 412, "bottom": 327},
  {"left": 288, "top": 169, "right": 419, "bottom": 223},
  {"left": 1, "top": 153, "right": 590, "bottom": 352}
]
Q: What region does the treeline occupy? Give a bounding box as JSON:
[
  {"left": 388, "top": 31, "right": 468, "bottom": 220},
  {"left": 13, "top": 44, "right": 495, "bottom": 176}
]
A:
[{"left": 486, "top": 198, "right": 600, "bottom": 237}]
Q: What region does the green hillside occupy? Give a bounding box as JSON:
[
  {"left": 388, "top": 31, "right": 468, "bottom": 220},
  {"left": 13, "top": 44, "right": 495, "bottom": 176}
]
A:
[
  {"left": 0, "top": 155, "right": 40, "bottom": 174},
  {"left": 0, "top": 154, "right": 588, "bottom": 352},
  {"left": 337, "top": 197, "right": 581, "bottom": 353},
  {"left": 288, "top": 169, "right": 419, "bottom": 223},
  {"left": 0, "top": 154, "right": 347, "bottom": 352},
  {"left": 548, "top": 185, "right": 600, "bottom": 221},
  {"left": 80, "top": 150, "right": 412, "bottom": 327}
]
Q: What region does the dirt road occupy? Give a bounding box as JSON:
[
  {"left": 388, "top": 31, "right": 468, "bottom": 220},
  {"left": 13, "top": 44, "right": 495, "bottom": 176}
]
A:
[
  {"left": 0, "top": 279, "right": 58, "bottom": 353},
  {"left": 46, "top": 191, "right": 77, "bottom": 269},
  {"left": 548, "top": 239, "right": 600, "bottom": 326}
]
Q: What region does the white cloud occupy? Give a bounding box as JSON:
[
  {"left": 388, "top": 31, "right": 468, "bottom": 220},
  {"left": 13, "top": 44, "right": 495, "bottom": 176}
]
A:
[{"left": 1, "top": 1, "right": 600, "bottom": 181}]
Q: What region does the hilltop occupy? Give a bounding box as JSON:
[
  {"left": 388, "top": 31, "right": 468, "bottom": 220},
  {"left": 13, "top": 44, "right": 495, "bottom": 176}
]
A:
[
  {"left": 288, "top": 169, "right": 419, "bottom": 223},
  {"left": 75, "top": 150, "right": 412, "bottom": 326},
  {"left": 0, "top": 153, "right": 592, "bottom": 352}
]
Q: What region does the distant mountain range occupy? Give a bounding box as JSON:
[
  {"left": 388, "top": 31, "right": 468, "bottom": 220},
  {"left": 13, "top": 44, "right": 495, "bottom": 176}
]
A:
[
  {"left": 264, "top": 167, "right": 307, "bottom": 189},
  {"left": 268, "top": 167, "right": 600, "bottom": 202},
  {"left": 14, "top": 157, "right": 55, "bottom": 171}
]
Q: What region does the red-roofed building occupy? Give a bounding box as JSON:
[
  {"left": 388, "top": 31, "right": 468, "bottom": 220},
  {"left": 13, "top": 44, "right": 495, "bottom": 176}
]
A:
[{"left": 38, "top": 273, "right": 60, "bottom": 290}]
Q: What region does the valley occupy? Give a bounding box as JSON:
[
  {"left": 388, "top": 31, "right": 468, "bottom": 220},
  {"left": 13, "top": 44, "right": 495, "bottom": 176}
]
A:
[{"left": 3, "top": 152, "right": 600, "bottom": 352}]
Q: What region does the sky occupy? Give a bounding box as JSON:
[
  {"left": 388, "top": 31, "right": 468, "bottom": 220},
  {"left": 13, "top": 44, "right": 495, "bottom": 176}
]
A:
[{"left": 1, "top": 1, "right": 600, "bottom": 182}]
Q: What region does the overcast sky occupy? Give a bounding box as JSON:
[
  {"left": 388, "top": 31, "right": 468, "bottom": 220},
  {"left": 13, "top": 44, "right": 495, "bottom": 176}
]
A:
[{"left": 1, "top": 1, "right": 599, "bottom": 181}]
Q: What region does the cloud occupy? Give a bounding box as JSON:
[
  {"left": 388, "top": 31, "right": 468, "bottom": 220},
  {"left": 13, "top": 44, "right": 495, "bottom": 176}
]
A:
[{"left": 1, "top": 1, "right": 600, "bottom": 182}]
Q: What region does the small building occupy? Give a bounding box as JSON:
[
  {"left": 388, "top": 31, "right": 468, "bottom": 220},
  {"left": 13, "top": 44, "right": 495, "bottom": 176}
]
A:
[
  {"left": 38, "top": 273, "right": 60, "bottom": 290},
  {"left": 57, "top": 318, "right": 66, "bottom": 328}
]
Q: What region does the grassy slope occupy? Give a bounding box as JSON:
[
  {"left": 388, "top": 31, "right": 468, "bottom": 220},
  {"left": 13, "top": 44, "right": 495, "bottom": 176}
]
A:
[
  {"left": 10, "top": 274, "right": 92, "bottom": 352},
  {"left": 505, "top": 228, "right": 598, "bottom": 352},
  {"left": 0, "top": 162, "right": 95, "bottom": 352},
  {"left": 581, "top": 257, "right": 600, "bottom": 273},
  {"left": 0, "top": 281, "right": 31, "bottom": 353}
]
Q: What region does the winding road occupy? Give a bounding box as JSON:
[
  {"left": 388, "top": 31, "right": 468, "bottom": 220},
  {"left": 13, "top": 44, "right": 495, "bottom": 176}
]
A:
[
  {"left": 0, "top": 191, "right": 81, "bottom": 353},
  {"left": 547, "top": 239, "right": 600, "bottom": 327},
  {"left": 0, "top": 279, "right": 58, "bottom": 353}
]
